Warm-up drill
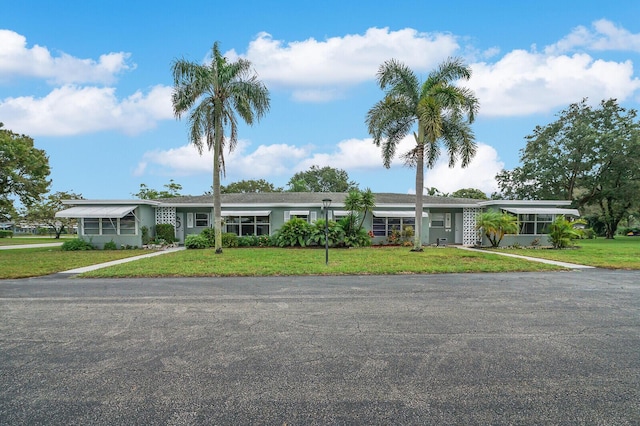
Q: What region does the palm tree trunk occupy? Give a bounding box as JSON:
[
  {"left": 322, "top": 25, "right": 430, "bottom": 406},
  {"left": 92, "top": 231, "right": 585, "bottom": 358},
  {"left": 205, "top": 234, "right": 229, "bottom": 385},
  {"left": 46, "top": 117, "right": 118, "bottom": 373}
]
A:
[
  {"left": 212, "top": 114, "right": 223, "bottom": 254},
  {"left": 413, "top": 142, "right": 425, "bottom": 252}
]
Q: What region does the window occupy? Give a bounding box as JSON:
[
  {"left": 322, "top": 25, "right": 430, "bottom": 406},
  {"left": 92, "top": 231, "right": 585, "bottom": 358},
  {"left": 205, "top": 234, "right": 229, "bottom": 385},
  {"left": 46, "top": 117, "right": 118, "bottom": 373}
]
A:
[
  {"left": 120, "top": 213, "right": 136, "bottom": 235},
  {"left": 84, "top": 218, "right": 100, "bottom": 235},
  {"left": 225, "top": 215, "right": 271, "bottom": 236},
  {"left": 372, "top": 216, "right": 415, "bottom": 237},
  {"left": 517, "top": 213, "right": 553, "bottom": 235},
  {"left": 195, "top": 213, "right": 209, "bottom": 227},
  {"left": 82, "top": 214, "right": 137, "bottom": 236},
  {"left": 430, "top": 213, "right": 445, "bottom": 228}
]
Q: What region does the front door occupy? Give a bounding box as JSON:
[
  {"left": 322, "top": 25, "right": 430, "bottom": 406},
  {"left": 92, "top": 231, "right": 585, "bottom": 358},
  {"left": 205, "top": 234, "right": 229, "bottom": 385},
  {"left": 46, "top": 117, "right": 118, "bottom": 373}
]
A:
[
  {"left": 455, "top": 213, "right": 463, "bottom": 244},
  {"left": 175, "top": 213, "right": 184, "bottom": 243}
]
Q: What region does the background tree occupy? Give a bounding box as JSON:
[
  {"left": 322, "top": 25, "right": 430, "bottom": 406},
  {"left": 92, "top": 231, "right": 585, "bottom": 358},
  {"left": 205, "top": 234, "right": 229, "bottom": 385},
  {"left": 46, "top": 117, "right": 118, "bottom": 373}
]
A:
[
  {"left": 451, "top": 188, "right": 489, "bottom": 200},
  {"left": 366, "top": 57, "right": 479, "bottom": 251},
  {"left": 132, "top": 179, "right": 183, "bottom": 199},
  {"left": 172, "top": 42, "right": 270, "bottom": 253},
  {"left": 0, "top": 123, "right": 51, "bottom": 219},
  {"left": 496, "top": 99, "right": 640, "bottom": 238},
  {"left": 287, "top": 165, "right": 358, "bottom": 192},
  {"left": 425, "top": 187, "right": 448, "bottom": 197},
  {"left": 219, "top": 179, "right": 283, "bottom": 193},
  {"left": 24, "top": 191, "right": 83, "bottom": 238}
]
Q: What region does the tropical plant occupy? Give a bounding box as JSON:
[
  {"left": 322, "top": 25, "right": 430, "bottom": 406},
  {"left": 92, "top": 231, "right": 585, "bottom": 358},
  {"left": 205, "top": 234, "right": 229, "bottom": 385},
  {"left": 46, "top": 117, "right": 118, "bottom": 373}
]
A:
[
  {"left": 548, "top": 217, "right": 585, "bottom": 249},
  {"left": 172, "top": 42, "right": 270, "bottom": 254},
  {"left": 307, "top": 219, "right": 345, "bottom": 247},
  {"left": 342, "top": 188, "right": 375, "bottom": 236},
  {"left": 475, "top": 211, "right": 519, "bottom": 248},
  {"left": 366, "top": 57, "right": 479, "bottom": 251},
  {"left": 274, "top": 217, "right": 312, "bottom": 247}
]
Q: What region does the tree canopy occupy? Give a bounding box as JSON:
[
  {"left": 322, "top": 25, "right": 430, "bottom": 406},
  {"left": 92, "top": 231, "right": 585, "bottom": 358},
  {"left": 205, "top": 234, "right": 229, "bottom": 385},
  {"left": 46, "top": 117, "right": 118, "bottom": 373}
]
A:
[
  {"left": 220, "top": 179, "right": 283, "bottom": 193},
  {"left": 0, "top": 123, "right": 50, "bottom": 219},
  {"left": 450, "top": 188, "right": 489, "bottom": 200},
  {"left": 24, "top": 191, "right": 83, "bottom": 238},
  {"left": 172, "top": 42, "right": 270, "bottom": 253},
  {"left": 132, "top": 180, "right": 183, "bottom": 199},
  {"left": 287, "top": 165, "right": 358, "bottom": 192},
  {"left": 366, "top": 57, "right": 479, "bottom": 251},
  {"left": 496, "top": 99, "right": 640, "bottom": 238}
]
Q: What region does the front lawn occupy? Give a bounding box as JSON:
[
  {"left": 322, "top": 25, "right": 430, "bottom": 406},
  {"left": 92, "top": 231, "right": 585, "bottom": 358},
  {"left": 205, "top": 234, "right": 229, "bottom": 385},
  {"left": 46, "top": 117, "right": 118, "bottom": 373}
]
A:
[
  {"left": 80, "top": 246, "right": 563, "bottom": 278},
  {"left": 0, "top": 236, "right": 72, "bottom": 246},
  {"left": 0, "top": 247, "right": 148, "bottom": 279},
  {"left": 491, "top": 237, "right": 640, "bottom": 269}
]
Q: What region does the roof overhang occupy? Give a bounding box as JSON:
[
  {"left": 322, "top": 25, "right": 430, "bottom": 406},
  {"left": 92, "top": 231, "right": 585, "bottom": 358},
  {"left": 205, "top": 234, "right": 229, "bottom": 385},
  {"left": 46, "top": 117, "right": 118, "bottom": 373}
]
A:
[
  {"left": 55, "top": 206, "right": 137, "bottom": 219},
  {"left": 373, "top": 211, "right": 429, "bottom": 218},
  {"left": 221, "top": 210, "right": 271, "bottom": 216},
  {"left": 503, "top": 207, "right": 580, "bottom": 216}
]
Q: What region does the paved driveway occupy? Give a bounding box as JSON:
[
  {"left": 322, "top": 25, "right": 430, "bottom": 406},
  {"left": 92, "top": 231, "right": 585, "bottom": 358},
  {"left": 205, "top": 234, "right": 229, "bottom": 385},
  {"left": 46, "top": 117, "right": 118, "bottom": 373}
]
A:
[{"left": 1, "top": 270, "right": 639, "bottom": 424}]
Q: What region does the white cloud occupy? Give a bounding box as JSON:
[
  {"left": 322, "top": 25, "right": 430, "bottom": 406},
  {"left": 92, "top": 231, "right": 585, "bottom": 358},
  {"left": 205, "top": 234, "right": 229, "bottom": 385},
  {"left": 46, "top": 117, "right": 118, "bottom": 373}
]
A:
[
  {"left": 0, "top": 84, "right": 173, "bottom": 136},
  {"left": 134, "top": 140, "right": 311, "bottom": 179},
  {"left": 469, "top": 50, "right": 640, "bottom": 116},
  {"left": 423, "top": 143, "right": 503, "bottom": 195},
  {"left": 229, "top": 28, "right": 459, "bottom": 89},
  {"left": 545, "top": 19, "right": 640, "bottom": 55},
  {"left": 0, "top": 29, "right": 134, "bottom": 84}
]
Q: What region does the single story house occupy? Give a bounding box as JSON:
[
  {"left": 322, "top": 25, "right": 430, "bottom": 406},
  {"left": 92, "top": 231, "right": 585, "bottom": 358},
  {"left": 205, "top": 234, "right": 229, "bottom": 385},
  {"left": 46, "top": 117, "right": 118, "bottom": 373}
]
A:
[{"left": 55, "top": 192, "right": 579, "bottom": 248}]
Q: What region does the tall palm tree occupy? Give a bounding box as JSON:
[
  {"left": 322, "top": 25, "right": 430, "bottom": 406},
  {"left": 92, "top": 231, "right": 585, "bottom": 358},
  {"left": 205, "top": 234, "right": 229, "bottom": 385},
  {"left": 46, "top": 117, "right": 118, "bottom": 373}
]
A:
[
  {"left": 366, "top": 57, "right": 478, "bottom": 251},
  {"left": 172, "top": 42, "right": 270, "bottom": 253}
]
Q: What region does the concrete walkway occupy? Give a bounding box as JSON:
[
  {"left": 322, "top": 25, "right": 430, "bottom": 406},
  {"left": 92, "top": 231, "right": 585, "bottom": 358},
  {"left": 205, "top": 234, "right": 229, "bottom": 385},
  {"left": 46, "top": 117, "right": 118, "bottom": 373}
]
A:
[
  {"left": 458, "top": 246, "right": 595, "bottom": 269},
  {"left": 60, "top": 246, "right": 186, "bottom": 274},
  {"left": 0, "top": 242, "right": 63, "bottom": 250}
]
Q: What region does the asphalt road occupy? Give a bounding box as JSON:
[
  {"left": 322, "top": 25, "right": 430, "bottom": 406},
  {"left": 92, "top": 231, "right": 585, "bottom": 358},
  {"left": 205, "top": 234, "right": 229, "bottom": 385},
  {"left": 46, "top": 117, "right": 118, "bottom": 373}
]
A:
[{"left": 1, "top": 270, "right": 639, "bottom": 425}]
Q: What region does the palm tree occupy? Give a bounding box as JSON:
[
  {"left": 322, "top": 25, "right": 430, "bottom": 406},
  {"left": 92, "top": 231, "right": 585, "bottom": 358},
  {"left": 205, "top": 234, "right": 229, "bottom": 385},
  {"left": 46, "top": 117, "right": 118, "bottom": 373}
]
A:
[
  {"left": 366, "top": 57, "right": 479, "bottom": 251},
  {"left": 475, "top": 211, "right": 519, "bottom": 248},
  {"left": 172, "top": 42, "right": 270, "bottom": 253}
]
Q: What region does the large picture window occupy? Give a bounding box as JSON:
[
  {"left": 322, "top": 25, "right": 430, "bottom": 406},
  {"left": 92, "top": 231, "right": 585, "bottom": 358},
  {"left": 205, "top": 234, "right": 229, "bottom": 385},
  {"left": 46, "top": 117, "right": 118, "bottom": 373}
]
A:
[
  {"left": 225, "top": 215, "right": 271, "bottom": 236},
  {"left": 372, "top": 216, "right": 415, "bottom": 237},
  {"left": 82, "top": 213, "right": 137, "bottom": 236},
  {"left": 516, "top": 213, "right": 553, "bottom": 235}
]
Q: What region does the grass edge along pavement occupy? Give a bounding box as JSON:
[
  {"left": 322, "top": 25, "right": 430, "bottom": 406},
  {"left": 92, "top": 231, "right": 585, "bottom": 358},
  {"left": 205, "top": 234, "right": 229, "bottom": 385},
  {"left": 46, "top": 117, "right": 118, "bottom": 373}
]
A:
[{"left": 78, "top": 246, "right": 567, "bottom": 278}]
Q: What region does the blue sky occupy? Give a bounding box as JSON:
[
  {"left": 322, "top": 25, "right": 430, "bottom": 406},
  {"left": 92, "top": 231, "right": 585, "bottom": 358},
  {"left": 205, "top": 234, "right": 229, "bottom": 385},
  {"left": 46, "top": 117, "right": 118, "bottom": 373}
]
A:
[{"left": 2, "top": 0, "right": 640, "bottom": 199}]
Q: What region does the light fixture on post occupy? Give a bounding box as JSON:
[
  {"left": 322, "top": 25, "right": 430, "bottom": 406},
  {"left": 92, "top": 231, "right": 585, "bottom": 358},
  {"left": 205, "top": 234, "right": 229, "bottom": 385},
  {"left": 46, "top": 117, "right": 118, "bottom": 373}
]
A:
[{"left": 322, "top": 198, "right": 331, "bottom": 265}]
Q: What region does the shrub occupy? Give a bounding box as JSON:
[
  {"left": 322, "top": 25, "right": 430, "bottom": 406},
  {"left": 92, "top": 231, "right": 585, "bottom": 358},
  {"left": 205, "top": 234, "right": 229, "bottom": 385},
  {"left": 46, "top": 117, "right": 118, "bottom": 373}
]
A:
[
  {"left": 185, "top": 234, "right": 208, "bottom": 249},
  {"left": 343, "top": 227, "right": 372, "bottom": 248},
  {"left": 155, "top": 223, "right": 175, "bottom": 244},
  {"left": 549, "top": 217, "right": 584, "bottom": 249},
  {"left": 275, "top": 217, "right": 312, "bottom": 247},
  {"left": 103, "top": 240, "right": 118, "bottom": 250},
  {"left": 0, "top": 230, "right": 13, "bottom": 238},
  {"left": 200, "top": 227, "right": 216, "bottom": 247},
  {"left": 61, "top": 238, "right": 94, "bottom": 251},
  {"left": 141, "top": 226, "right": 151, "bottom": 245},
  {"left": 307, "top": 219, "right": 345, "bottom": 247},
  {"left": 222, "top": 232, "right": 238, "bottom": 248}
]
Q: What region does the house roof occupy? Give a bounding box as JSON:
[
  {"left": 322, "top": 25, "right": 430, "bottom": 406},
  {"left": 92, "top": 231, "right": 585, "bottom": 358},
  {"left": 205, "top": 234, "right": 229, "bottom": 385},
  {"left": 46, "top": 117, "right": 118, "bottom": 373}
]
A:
[{"left": 156, "top": 192, "right": 481, "bottom": 207}]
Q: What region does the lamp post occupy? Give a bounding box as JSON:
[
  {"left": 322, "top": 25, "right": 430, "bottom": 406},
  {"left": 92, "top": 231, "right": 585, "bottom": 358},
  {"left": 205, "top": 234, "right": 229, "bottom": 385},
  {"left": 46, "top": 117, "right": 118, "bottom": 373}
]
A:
[{"left": 322, "top": 198, "right": 331, "bottom": 265}]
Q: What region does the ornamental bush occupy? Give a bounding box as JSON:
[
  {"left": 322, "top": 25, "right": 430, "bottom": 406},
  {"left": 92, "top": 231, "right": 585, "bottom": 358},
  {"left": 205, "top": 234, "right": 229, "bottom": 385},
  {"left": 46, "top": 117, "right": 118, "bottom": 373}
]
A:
[
  {"left": 185, "top": 234, "right": 208, "bottom": 249},
  {"left": 307, "top": 219, "right": 345, "bottom": 247},
  {"left": 61, "top": 238, "right": 94, "bottom": 251},
  {"left": 155, "top": 224, "right": 175, "bottom": 244},
  {"left": 275, "top": 217, "right": 312, "bottom": 247}
]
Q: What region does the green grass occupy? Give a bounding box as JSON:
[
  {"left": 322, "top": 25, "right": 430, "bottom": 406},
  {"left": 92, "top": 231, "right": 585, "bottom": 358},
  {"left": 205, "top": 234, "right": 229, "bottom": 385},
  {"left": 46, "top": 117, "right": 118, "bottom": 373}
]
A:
[
  {"left": 0, "top": 236, "right": 72, "bottom": 246},
  {"left": 80, "top": 246, "right": 563, "bottom": 278},
  {"left": 0, "top": 247, "right": 148, "bottom": 279},
  {"left": 492, "top": 237, "right": 640, "bottom": 269}
]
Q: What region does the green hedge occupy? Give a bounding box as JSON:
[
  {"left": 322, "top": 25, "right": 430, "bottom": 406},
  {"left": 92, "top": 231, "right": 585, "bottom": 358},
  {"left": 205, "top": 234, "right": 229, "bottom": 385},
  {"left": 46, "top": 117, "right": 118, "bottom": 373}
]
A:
[{"left": 0, "top": 230, "right": 13, "bottom": 238}]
